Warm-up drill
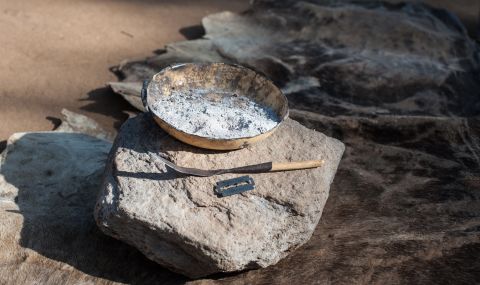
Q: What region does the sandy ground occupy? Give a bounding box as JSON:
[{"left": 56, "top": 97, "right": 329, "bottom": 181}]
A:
[
  {"left": 0, "top": 0, "right": 249, "bottom": 143},
  {"left": 0, "top": 0, "right": 477, "bottom": 144}
]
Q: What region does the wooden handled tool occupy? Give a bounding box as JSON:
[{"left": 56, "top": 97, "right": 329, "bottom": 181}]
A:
[
  {"left": 270, "top": 160, "right": 323, "bottom": 172},
  {"left": 155, "top": 155, "right": 324, "bottom": 177}
]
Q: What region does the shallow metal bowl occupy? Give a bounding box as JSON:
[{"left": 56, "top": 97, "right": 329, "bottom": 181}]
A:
[{"left": 142, "top": 63, "right": 288, "bottom": 150}]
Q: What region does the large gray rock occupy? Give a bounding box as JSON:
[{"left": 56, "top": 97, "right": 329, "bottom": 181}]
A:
[
  {"left": 94, "top": 113, "right": 344, "bottom": 278},
  {"left": 0, "top": 111, "right": 185, "bottom": 285}
]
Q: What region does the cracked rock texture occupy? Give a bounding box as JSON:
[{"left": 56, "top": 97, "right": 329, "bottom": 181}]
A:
[{"left": 94, "top": 113, "right": 344, "bottom": 278}]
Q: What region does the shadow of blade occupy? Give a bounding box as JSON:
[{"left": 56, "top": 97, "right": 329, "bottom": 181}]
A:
[
  {"left": 0, "top": 132, "right": 187, "bottom": 284},
  {"left": 116, "top": 170, "right": 186, "bottom": 181}
]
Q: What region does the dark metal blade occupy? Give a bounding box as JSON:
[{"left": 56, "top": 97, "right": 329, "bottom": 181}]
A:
[
  {"left": 152, "top": 154, "right": 272, "bottom": 177},
  {"left": 215, "top": 176, "right": 255, "bottom": 197}
]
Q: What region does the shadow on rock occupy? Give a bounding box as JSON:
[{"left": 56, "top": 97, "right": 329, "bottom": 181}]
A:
[
  {"left": 179, "top": 25, "right": 205, "bottom": 40},
  {"left": 80, "top": 87, "right": 139, "bottom": 130},
  {"left": 0, "top": 140, "right": 6, "bottom": 153},
  {"left": 1, "top": 132, "right": 187, "bottom": 284}
]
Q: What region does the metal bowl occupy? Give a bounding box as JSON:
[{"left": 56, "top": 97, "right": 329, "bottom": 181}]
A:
[{"left": 141, "top": 63, "right": 288, "bottom": 150}]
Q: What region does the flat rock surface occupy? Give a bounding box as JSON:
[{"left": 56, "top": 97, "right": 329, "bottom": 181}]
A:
[
  {"left": 95, "top": 114, "right": 345, "bottom": 278},
  {"left": 0, "top": 112, "right": 183, "bottom": 284}
]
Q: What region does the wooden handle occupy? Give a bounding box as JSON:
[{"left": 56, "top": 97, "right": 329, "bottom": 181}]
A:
[{"left": 270, "top": 160, "right": 324, "bottom": 172}]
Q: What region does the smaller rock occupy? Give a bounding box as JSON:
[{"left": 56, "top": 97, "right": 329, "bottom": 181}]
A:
[
  {"left": 95, "top": 113, "right": 344, "bottom": 278},
  {"left": 109, "top": 82, "right": 144, "bottom": 111},
  {"left": 56, "top": 108, "right": 115, "bottom": 141}
]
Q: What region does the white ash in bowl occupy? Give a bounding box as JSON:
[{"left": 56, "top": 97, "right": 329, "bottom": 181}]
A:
[{"left": 151, "top": 89, "right": 280, "bottom": 139}]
